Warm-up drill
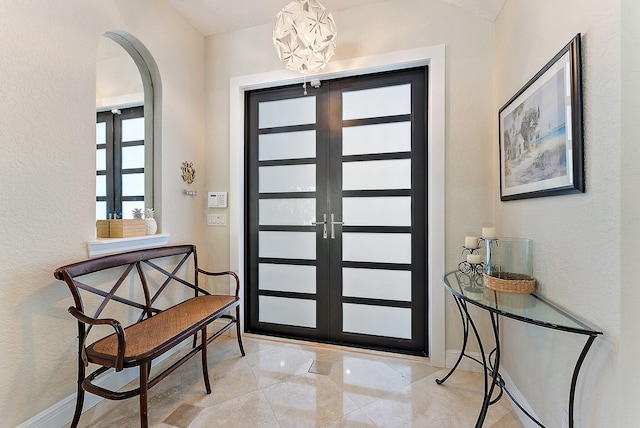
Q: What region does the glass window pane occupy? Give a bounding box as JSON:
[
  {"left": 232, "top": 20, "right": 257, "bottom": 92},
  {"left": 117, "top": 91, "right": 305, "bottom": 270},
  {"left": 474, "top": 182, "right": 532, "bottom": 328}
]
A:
[
  {"left": 259, "top": 164, "right": 316, "bottom": 193},
  {"left": 343, "top": 159, "right": 411, "bottom": 191},
  {"left": 259, "top": 130, "right": 316, "bottom": 161},
  {"left": 343, "top": 84, "right": 411, "bottom": 120},
  {"left": 259, "top": 296, "right": 316, "bottom": 328},
  {"left": 96, "top": 175, "right": 106, "bottom": 197},
  {"left": 343, "top": 232, "right": 411, "bottom": 264},
  {"left": 122, "top": 201, "right": 145, "bottom": 219},
  {"left": 343, "top": 268, "right": 411, "bottom": 301},
  {"left": 259, "top": 264, "right": 316, "bottom": 294},
  {"left": 343, "top": 122, "right": 411, "bottom": 156},
  {"left": 96, "top": 201, "right": 107, "bottom": 221},
  {"left": 96, "top": 148, "right": 106, "bottom": 171},
  {"left": 121, "top": 117, "right": 144, "bottom": 142},
  {"left": 343, "top": 303, "right": 411, "bottom": 339},
  {"left": 96, "top": 122, "right": 106, "bottom": 145},
  {"left": 259, "top": 231, "right": 316, "bottom": 260},
  {"left": 122, "top": 145, "right": 145, "bottom": 169},
  {"left": 259, "top": 97, "right": 316, "bottom": 129},
  {"left": 122, "top": 173, "right": 145, "bottom": 196},
  {"left": 259, "top": 198, "right": 316, "bottom": 226},
  {"left": 343, "top": 197, "right": 411, "bottom": 226}
]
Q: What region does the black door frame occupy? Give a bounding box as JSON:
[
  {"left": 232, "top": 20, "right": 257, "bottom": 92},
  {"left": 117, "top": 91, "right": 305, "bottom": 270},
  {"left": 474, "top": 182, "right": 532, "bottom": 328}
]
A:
[{"left": 245, "top": 67, "right": 428, "bottom": 355}]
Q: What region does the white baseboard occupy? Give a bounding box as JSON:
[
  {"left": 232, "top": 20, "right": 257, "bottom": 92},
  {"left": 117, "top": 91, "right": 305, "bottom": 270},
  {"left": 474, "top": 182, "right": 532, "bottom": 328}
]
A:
[
  {"left": 446, "top": 349, "right": 540, "bottom": 427},
  {"left": 16, "top": 367, "right": 139, "bottom": 428}
]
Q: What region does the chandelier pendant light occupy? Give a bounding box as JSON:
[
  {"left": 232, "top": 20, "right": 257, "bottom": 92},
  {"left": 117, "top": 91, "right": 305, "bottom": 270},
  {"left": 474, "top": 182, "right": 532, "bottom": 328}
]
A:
[{"left": 273, "top": 0, "right": 337, "bottom": 94}]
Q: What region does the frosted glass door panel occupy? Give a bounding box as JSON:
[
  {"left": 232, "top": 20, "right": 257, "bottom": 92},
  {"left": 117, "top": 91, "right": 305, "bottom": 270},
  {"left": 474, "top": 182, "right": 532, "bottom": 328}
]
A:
[
  {"left": 343, "top": 197, "right": 411, "bottom": 226},
  {"left": 259, "top": 296, "right": 316, "bottom": 328},
  {"left": 343, "top": 159, "right": 411, "bottom": 191},
  {"left": 259, "top": 131, "right": 316, "bottom": 161},
  {"left": 96, "top": 149, "right": 106, "bottom": 171},
  {"left": 96, "top": 122, "right": 106, "bottom": 145},
  {"left": 122, "top": 145, "right": 145, "bottom": 169},
  {"left": 259, "top": 264, "right": 316, "bottom": 294},
  {"left": 343, "top": 268, "right": 411, "bottom": 301},
  {"left": 342, "top": 84, "right": 411, "bottom": 120},
  {"left": 259, "top": 97, "right": 316, "bottom": 129},
  {"left": 259, "top": 231, "right": 316, "bottom": 260},
  {"left": 342, "top": 122, "right": 411, "bottom": 156},
  {"left": 343, "top": 233, "right": 411, "bottom": 264},
  {"left": 121, "top": 117, "right": 144, "bottom": 142},
  {"left": 259, "top": 165, "right": 316, "bottom": 193},
  {"left": 343, "top": 303, "right": 411, "bottom": 339},
  {"left": 96, "top": 175, "right": 106, "bottom": 197},
  {"left": 122, "top": 173, "right": 145, "bottom": 196},
  {"left": 259, "top": 198, "right": 316, "bottom": 226}
]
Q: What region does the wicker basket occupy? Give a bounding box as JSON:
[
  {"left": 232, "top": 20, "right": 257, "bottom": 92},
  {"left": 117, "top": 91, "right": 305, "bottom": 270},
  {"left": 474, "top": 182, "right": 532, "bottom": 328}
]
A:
[{"left": 483, "top": 272, "right": 536, "bottom": 294}]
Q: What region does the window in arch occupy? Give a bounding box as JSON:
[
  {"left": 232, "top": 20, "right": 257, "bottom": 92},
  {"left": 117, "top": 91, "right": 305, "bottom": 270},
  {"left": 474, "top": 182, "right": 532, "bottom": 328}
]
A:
[{"left": 96, "top": 106, "right": 145, "bottom": 220}]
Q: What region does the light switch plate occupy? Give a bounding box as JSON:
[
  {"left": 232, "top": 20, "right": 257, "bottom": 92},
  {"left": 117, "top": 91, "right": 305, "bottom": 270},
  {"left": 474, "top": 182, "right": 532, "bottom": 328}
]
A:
[{"left": 207, "top": 214, "right": 226, "bottom": 226}]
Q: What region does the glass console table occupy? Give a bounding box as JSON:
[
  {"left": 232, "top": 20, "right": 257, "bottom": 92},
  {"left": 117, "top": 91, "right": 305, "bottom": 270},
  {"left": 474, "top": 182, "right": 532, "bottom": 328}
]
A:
[{"left": 438, "top": 271, "right": 602, "bottom": 428}]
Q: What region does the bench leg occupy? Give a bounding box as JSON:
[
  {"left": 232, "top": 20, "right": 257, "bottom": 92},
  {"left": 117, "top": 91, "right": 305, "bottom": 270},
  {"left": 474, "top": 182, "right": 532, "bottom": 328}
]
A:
[
  {"left": 139, "top": 363, "right": 149, "bottom": 428},
  {"left": 236, "top": 305, "right": 245, "bottom": 356},
  {"left": 201, "top": 326, "right": 212, "bottom": 394},
  {"left": 70, "top": 357, "right": 85, "bottom": 428}
]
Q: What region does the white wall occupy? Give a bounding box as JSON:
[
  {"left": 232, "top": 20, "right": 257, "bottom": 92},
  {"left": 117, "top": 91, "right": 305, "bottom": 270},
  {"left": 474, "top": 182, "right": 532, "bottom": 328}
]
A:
[
  {"left": 0, "top": 1, "right": 205, "bottom": 425},
  {"left": 495, "top": 0, "right": 622, "bottom": 426}
]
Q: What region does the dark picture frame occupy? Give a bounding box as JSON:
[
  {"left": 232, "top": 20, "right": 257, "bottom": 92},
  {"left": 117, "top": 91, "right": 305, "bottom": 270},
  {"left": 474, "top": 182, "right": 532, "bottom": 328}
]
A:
[{"left": 499, "top": 34, "right": 584, "bottom": 201}]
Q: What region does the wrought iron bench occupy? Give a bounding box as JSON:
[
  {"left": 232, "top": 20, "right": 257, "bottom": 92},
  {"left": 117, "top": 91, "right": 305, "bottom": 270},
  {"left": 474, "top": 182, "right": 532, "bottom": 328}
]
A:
[{"left": 54, "top": 244, "right": 244, "bottom": 427}]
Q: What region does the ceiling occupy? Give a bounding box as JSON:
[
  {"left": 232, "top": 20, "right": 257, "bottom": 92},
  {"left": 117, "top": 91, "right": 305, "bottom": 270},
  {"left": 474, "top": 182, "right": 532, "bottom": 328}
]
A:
[{"left": 166, "top": 0, "right": 506, "bottom": 36}]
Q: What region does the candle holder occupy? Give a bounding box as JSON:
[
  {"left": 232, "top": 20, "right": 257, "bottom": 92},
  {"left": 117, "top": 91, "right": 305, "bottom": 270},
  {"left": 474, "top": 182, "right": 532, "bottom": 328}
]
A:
[{"left": 457, "top": 246, "right": 485, "bottom": 276}]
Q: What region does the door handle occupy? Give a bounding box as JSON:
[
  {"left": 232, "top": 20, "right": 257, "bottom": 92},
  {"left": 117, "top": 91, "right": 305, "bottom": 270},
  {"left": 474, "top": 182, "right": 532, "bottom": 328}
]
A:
[
  {"left": 313, "top": 214, "right": 327, "bottom": 239},
  {"left": 330, "top": 214, "right": 343, "bottom": 239}
]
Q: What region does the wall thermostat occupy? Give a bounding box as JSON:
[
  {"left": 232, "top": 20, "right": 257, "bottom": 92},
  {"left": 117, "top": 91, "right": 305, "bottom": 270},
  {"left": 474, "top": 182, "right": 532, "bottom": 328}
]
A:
[{"left": 208, "top": 192, "right": 227, "bottom": 208}]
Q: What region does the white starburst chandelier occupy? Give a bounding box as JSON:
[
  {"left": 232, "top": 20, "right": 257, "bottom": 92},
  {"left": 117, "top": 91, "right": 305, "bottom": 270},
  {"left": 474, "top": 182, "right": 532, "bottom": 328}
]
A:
[{"left": 273, "top": 0, "right": 337, "bottom": 93}]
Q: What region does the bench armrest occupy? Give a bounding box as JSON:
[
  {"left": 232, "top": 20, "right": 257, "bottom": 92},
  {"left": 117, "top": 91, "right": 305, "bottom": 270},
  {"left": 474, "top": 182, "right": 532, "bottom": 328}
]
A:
[
  {"left": 68, "top": 307, "right": 126, "bottom": 371},
  {"left": 196, "top": 269, "right": 240, "bottom": 297}
]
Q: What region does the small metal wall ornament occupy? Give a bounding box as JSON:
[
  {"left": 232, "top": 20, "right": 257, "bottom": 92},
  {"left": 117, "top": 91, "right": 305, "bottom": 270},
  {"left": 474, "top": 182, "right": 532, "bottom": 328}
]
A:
[{"left": 181, "top": 161, "right": 196, "bottom": 184}]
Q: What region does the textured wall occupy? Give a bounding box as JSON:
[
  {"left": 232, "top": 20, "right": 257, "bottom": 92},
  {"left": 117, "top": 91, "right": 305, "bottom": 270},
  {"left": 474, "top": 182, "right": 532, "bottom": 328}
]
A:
[
  {"left": 0, "top": 1, "right": 205, "bottom": 425},
  {"left": 495, "top": 0, "right": 621, "bottom": 426}
]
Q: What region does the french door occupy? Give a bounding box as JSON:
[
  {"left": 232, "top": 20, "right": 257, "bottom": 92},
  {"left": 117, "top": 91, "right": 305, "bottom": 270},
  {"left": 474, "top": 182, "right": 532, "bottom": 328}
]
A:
[{"left": 246, "top": 68, "right": 427, "bottom": 354}]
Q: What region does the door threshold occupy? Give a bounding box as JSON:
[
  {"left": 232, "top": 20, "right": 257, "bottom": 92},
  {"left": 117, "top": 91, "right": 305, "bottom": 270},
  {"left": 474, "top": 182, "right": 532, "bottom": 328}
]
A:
[{"left": 242, "top": 332, "right": 430, "bottom": 363}]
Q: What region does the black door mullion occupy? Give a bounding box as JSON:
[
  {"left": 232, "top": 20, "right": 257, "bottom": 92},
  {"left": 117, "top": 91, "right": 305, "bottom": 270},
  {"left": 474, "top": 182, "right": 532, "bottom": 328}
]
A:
[{"left": 326, "top": 80, "right": 344, "bottom": 343}]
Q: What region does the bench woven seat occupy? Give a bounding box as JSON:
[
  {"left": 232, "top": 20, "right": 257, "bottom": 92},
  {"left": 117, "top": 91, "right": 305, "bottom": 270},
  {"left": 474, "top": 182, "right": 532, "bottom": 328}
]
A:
[{"left": 88, "top": 295, "right": 239, "bottom": 364}]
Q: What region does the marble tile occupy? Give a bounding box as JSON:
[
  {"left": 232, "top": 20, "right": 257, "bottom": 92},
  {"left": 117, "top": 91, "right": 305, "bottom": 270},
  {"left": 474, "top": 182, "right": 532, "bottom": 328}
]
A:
[
  {"left": 187, "top": 390, "right": 280, "bottom": 428},
  {"left": 263, "top": 373, "right": 358, "bottom": 427},
  {"left": 309, "top": 360, "right": 334, "bottom": 375},
  {"left": 359, "top": 383, "right": 466, "bottom": 427},
  {"left": 414, "top": 369, "right": 514, "bottom": 426},
  {"left": 321, "top": 409, "right": 377, "bottom": 427},
  {"left": 245, "top": 344, "right": 315, "bottom": 388},
  {"left": 182, "top": 356, "right": 262, "bottom": 407},
  {"left": 490, "top": 411, "right": 525, "bottom": 427},
  {"left": 163, "top": 404, "right": 203, "bottom": 427},
  {"left": 326, "top": 355, "right": 413, "bottom": 408}
]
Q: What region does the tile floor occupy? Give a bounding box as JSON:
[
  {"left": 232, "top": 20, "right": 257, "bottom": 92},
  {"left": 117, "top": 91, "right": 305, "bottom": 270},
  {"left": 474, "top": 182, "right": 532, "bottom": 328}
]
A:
[{"left": 68, "top": 335, "right": 524, "bottom": 427}]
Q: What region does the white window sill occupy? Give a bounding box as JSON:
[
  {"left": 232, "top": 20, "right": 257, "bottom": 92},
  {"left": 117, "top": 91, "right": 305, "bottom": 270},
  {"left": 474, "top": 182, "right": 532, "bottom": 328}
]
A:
[{"left": 87, "top": 234, "right": 170, "bottom": 258}]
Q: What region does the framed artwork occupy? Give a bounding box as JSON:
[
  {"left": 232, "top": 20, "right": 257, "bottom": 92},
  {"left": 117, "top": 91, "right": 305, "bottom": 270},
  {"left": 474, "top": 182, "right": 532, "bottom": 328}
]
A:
[{"left": 499, "top": 34, "right": 584, "bottom": 201}]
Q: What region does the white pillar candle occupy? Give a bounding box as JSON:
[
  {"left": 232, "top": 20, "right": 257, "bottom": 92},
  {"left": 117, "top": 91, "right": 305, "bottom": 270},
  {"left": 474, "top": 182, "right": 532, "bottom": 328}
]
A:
[
  {"left": 467, "top": 253, "right": 483, "bottom": 264},
  {"left": 482, "top": 227, "right": 496, "bottom": 239},
  {"left": 464, "top": 236, "right": 479, "bottom": 249}
]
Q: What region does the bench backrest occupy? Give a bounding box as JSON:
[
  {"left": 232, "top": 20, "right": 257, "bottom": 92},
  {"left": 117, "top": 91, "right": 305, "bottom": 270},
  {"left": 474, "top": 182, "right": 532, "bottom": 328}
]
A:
[{"left": 54, "top": 245, "right": 207, "bottom": 325}]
